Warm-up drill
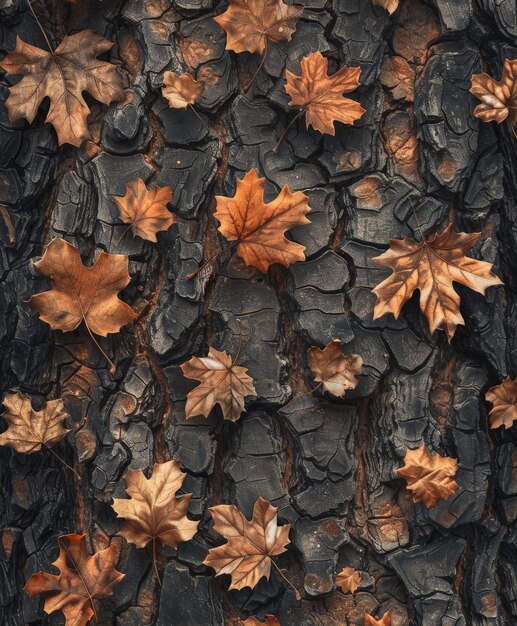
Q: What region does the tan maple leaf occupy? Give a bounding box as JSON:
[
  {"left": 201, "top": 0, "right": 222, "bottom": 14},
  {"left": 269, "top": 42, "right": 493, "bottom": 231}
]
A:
[
  {"left": 284, "top": 51, "right": 365, "bottom": 135},
  {"left": 161, "top": 71, "right": 205, "bottom": 108},
  {"left": 364, "top": 612, "right": 392, "bottom": 626},
  {"left": 395, "top": 445, "right": 459, "bottom": 508},
  {"left": 113, "top": 178, "right": 175, "bottom": 243},
  {"left": 372, "top": 224, "right": 502, "bottom": 341},
  {"left": 181, "top": 346, "right": 256, "bottom": 422},
  {"left": 336, "top": 567, "right": 361, "bottom": 594},
  {"left": 373, "top": 0, "right": 399, "bottom": 14},
  {"left": 214, "top": 168, "right": 311, "bottom": 273},
  {"left": 214, "top": 0, "right": 303, "bottom": 55},
  {"left": 243, "top": 616, "right": 281, "bottom": 626},
  {"left": 24, "top": 533, "right": 124, "bottom": 626},
  {"left": 470, "top": 59, "right": 517, "bottom": 125},
  {"left": 0, "top": 30, "right": 125, "bottom": 146},
  {"left": 485, "top": 378, "right": 517, "bottom": 429},
  {"left": 203, "top": 497, "right": 291, "bottom": 591},
  {"left": 308, "top": 340, "right": 362, "bottom": 398}
]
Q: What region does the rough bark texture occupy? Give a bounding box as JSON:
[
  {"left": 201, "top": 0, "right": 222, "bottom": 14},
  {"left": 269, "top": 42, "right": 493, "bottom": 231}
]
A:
[{"left": 0, "top": 0, "right": 516, "bottom": 624}]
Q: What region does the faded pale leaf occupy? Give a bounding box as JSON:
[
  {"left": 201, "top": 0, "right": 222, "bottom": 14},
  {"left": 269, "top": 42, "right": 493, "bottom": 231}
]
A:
[
  {"left": 372, "top": 224, "right": 502, "bottom": 341},
  {"left": 336, "top": 567, "right": 361, "bottom": 594},
  {"left": 243, "top": 616, "right": 281, "bottom": 625},
  {"left": 486, "top": 378, "right": 517, "bottom": 429},
  {"left": 203, "top": 497, "right": 291, "bottom": 591},
  {"left": 215, "top": 168, "right": 311, "bottom": 273},
  {"left": 364, "top": 612, "right": 392, "bottom": 626},
  {"left": 161, "top": 71, "right": 205, "bottom": 108},
  {"left": 308, "top": 340, "right": 362, "bottom": 397},
  {"left": 373, "top": 0, "right": 399, "bottom": 14},
  {"left": 470, "top": 59, "right": 517, "bottom": 125}
]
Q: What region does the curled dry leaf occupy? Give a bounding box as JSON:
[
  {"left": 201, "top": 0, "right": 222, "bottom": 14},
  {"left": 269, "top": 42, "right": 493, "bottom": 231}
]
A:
[
  {"left": 181, "top": 347, "right": 256, "bottom": 422},
  {"left": 308, "top": 340, "right": 362, "bottom": 397},
  {"left": 203, "top": 497, "right": 291, "bottom": 591},
  {"left": 0, "top": 391, "right": 70, "bottom": 453},
  {"left": 395, "top": 444, "right": 459, "bottom": 508},
  {"left": 470, "top": 59, "right": 517, "bottom": 126},
  {"left": 485, "top": 378, "right": 517, "bottom": 429},
  {"left": 0, "top": 30, "right": 125, "bottom": 146},
  {"left": 214, "top": 0, "right": 303, "bottom": 55},
  {"left": 373, "top": 0, "right": 399, "bottom": 14},
  {"left": 215, "top": 168, "right": 311, "bottom": 273},
  {"left": 161, "top": 71, "right": 205, "bottom": 108},
  {"left": 243, "top": 616, "right": 281, "bottom": 625},
  {"left": 24, "top": 533, "right": 124, "bottom": 626},
  {"left": 336, "top": 566, "right": 361, "bottom": 594},
  {"left": 364, "top": 612, "right": 392, "bottom": 626},
  {"left": 113, "top": 178, "right": 175, "bottom": 243},
  {"left": 372, "top": 224, "right": 502, "bottom": 341},
  {"left": 285, "top": 51, "right": 365, "bottom": 135}
]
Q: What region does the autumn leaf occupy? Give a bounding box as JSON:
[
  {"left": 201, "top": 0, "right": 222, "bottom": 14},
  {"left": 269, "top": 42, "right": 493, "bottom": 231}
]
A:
[
  {"left": 161, "top": 71, "right": 205, "bottom": 108},
  {"left": 395, "top": 445, "right": 459, "bottom": 508},
  {"left": 372, "top": 224, "right": 502, "bottom": 341},
  {"left": 284, "top": 51, "right": 365, "bottom": 135},
  {"left": 113, "top": 178, "right": 175, "bottom": 243},
  {"left": 470, "top": 59, "right": 517, "bottom": 126},
  {"left": 336, "top": 567, "right": 361, "bottom": 594},
  {"left": 0, "top": 30, "right": 125, "bottom": 146},
  {"left": 485, "top": 378, "right": 517, "bottom": 429},
  {"left": 243, "top": 616, "right": 281, "bottom": 625},
  {"left": 308, "top": 340, "right": 362, "bottom": 397},
  {"left": 364, "top": 612, "right": 391, "bottom": 626},
  {"left": 214, "top": 0, "right": 303, "bottom": 55},
  {"left": 24, "top": 533, "right": 124, "bottom": 626},
  {"left": 181, "top": 346, "right": 256, "bottom": 422},
  {"left": 214, "top": 168, "right": 311, "bottom": 273},
  {"left": 203, "top": 497, "right": 292, "bottom": 592},
  {"left": 373, "top": 0, "right": 399, "bottom": 14}
]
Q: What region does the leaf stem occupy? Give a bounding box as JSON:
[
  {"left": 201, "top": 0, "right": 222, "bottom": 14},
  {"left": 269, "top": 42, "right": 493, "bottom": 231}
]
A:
[
  {"left": 271, "top": 559, "right": 301, "bottom": 600},
  {"left": 45, "top": 444, "right": 81, "bottom": 481},
  {"left": 83, "top": 321, "right": 116, "bottom": 374},
  {"left": 116, "top": 223, "right": 134, "bottom": 245},
  {"left": 27, "top": 0, "right": 54, "bottom": 53},
  {"left": 273, "top": 109, "right": 305, "bottom": 154},
  {"left": 0, "top": 205, "right": 15, "bottom": 244},
  {"left": 284, "top": 381, "right": 323, "bottom": 408},
  {"left": 186, "top": 240, "right": 239, "bottom": 280},
  {"left": 233, "top": 318, "right": 244, "bottom": 365},
  {"left": 408, "top": 199, "right": 425, "bottom": 241},
  {"left": 188, "top": 104, "right": 211, "bottom": 133},
  {"left": 152, "top": 537, "right": 162, "bottom": 586},
  {"left": 243, "top": 40, "right": 268, "bottom": 94}
]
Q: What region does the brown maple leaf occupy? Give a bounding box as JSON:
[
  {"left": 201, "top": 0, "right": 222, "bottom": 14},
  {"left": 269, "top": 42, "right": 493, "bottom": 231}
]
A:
[
  {"left": 284, "top": 51, "right": 365, "bottom": 135},
  {"left": 161, "top": 71, "right": 205, "bottom": 108},
  {"left": 395, "top": 445, "right": 459, "bottom": 508},
  {"left": 470, "top": 59, "right": 517, "bottom": 126},
  {"left": 364, "top": 612, "right": 391, "bottom": 626},
  {"left": 373, "top": 0, "right": 399, "bottom": 14},
  {"left": 214, "top": 0, "right": 303, "bottom": 55},
  {"left": 372, "top": 224, "right": 502, "bottom": 341},
  {"left": 0, "top": 30, "right": 125, "bottom": 146},
  {"left": 214, "top": 168, "right": 311, "bottom": 273},
  {"left": 308, "top": 340, "right": 362, "bottom": 398},
  {"left": 24, "top": 533, "right": 124, "bottom": 626},
  {"left": 485, "top": 378, "right": 517, "bottom": 429},
  {"left": 336, "top": 567, "right": 361, "bottom": 594},
  {"left": 181, "top": 346, "right": 256, "bottom": 422},
  {"left": 243, "top": 616, "right": 281, "bottom": 625},
  {"left": 113, "top": 178, "right": 175, "bottom": 243},
  {"left": 204, "top": 497, "right": 292, "bottom": 592}
]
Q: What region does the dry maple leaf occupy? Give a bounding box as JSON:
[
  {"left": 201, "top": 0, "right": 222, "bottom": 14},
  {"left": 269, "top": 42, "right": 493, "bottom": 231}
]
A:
[
  {"left": 308, "top": 340, "right": 362, "bottom": 397},
  {"left": 214, "top": 0, "right": 303, "bottom": 55},
  {"left": 373, "top": 0, "right": 399, "bottom": 14},
  {"left": 161, "top": 71, "right": 205, "bottom": 108},
  {"left": 243, "top": 616, "right": 281, "bottom": 625},
  {"left": 113, "top": 178, "right": 175, "bottom": 243},
  {"left": 284, "top": 51, "right": 365, "bottom": 135},
  {"left": 0, "top": 30, "right": 125, "bottom": 146},
  {"left": 336, "top": 567, "right": 361, "bottom": 594},
  {"left": 181, "top": 346, "right": 256, "bottom": 421},
  {"left": 372, "top": 224, "right": 502, "bottom": 341},
  {"left": 204, "top": 497, "right": 291, "bottom": 591},
  {"left": 395, "top": 445, "right": 459, "bottom": 508},
  {"left": 214, "top": 168, "right": 311, "bottom": 273},
  {"left": 24, "top": 533, "right": 124, "bottom": 626},
  {"left": 470, "top": 59, "right": 517, "bottom": 126},
  {"left": 485, "top": 378, "right": 517, "bottom": 429},
  {"left": 364, "top": 612, "right": 391, "bottom": 626}
]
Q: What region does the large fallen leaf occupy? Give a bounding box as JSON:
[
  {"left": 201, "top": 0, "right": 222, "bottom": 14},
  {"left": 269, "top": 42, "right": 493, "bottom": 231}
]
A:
[
  {"left": 113, "top": 178, "right": 175, "bottom": 243},
  {"left": 244, "top": 616, "right": 281, "bottom": 625},
  {"left": 364, "top": 612, "right": 391, "bottom": 626},
  {"left": 285, "top": 51, "right": 365, "bottom": 135},
  {"left": 0, "top": 30, "right": 125, "bottom": 146},
  {"left": 203, "top": 497, "right": 291, "bottom": 591},
  {"left": 308, "top": 340, "right": 362, "bottom": 397},
  {"left": 470, "top": 59, "right": 517, "bottom": 125},
  {"left": 24, "top": 533, "right": 124, "bottom": 626},
  {"left": 372, "top": 224, "right": 502, "bottom": 341},
  {"left": 214, "top": 168, "right": 311, "bottom": 273},
  {"left": 161, "top": 71, "right": 205, "bottom": 108},
  {"left": 486, "top": 378, "right": 517, "bottom": 429},
  {"left": 395, "top": 445, "right": 459, "bottom": 508},
  {"left": 373, "top": 0, "right": 399, "bottom": 14},
  {"left": 0, "top": 391, "right": 70, "bottom": 454},
  {"left": 336, "top": 567, "right": 361, "bottom": 594},
  {"left": 214, "top": 0, "right": 303, "bottom": 55},
  {"left": 181, "top": 347, "right": 256, "bottom": 422}
]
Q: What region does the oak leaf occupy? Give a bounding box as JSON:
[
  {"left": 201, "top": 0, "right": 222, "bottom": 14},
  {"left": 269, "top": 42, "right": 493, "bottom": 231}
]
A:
[
  {"left": 364, "top": 612, "right": 391, "bottom": 626},
  {"left": 336, "top": 567, "right": 361, "bottom": 594},
  {"left": 470, "top": 59, "right": 517, "bottom": 126},
  {"left": 485, "top": 378, "right": 517, "bottom": 429},
  {"left": 395, "top": 445, "right": 459, "bottom": 508},
  {"left": 181, "top": 347, "right": 256, "bottom": 421},
  {"left": 0, "top": 391, "right": 70, "bottom": 454},
  {"left": 285, "top": 51, "right": 365, "bottom": 135},
  {"left": 214, "top": 168, "right": 311, "bottom": 273},
  {"left": 214, "top": 0, "right": 303, "bottom": 55},
  {"left": 113, "top": 178, "right": 175, "bottom": 242},
  {"left": 244, "top": 616, "right": 281, "bottom": 625},
  {"left": 161, "top": 71, "right": 205, "bottom": 108},
  {"left": 308, "top": 340, "right": 362, "bottom": 397},
  {"left": 0, "top": 30, "right": 125, "bottom": 146},
  {"left": 372, "top": 224, "right": 502, "bottom": 341},
  {"left": 24, "top": 533, "right": 124, "bottom": 626},
  {"left": 373, "top": 0, "right": 399, "bottom": 14},
  {"left": 203, "top": 497, "right": 291, "bottom": 591}
]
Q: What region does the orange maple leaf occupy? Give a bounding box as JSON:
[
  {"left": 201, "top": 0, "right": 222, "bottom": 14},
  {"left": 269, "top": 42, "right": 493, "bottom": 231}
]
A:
[
  {"left": 336, "top": 567, "right": 362, "bottom": 594},
  {"left": 243, "top": 616, "right": 281, "bottom": 625},
  {"left": 364, "top": 612, "right": 391, "bottom": 626},
  {"left": 161, "top": 71, "right": 205, "bottom": 108},
  {"left": 308, "top": 340, "right": 362, "bottom": 397},
  {"left": 470, "top": 59, "right": 517, "bottom": 126},
  {"left": 485, "top": 378, "right": 517, "bottom": 429},
  {"left": 373, "top": 0, "right": 399, "bottom": 14}
]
